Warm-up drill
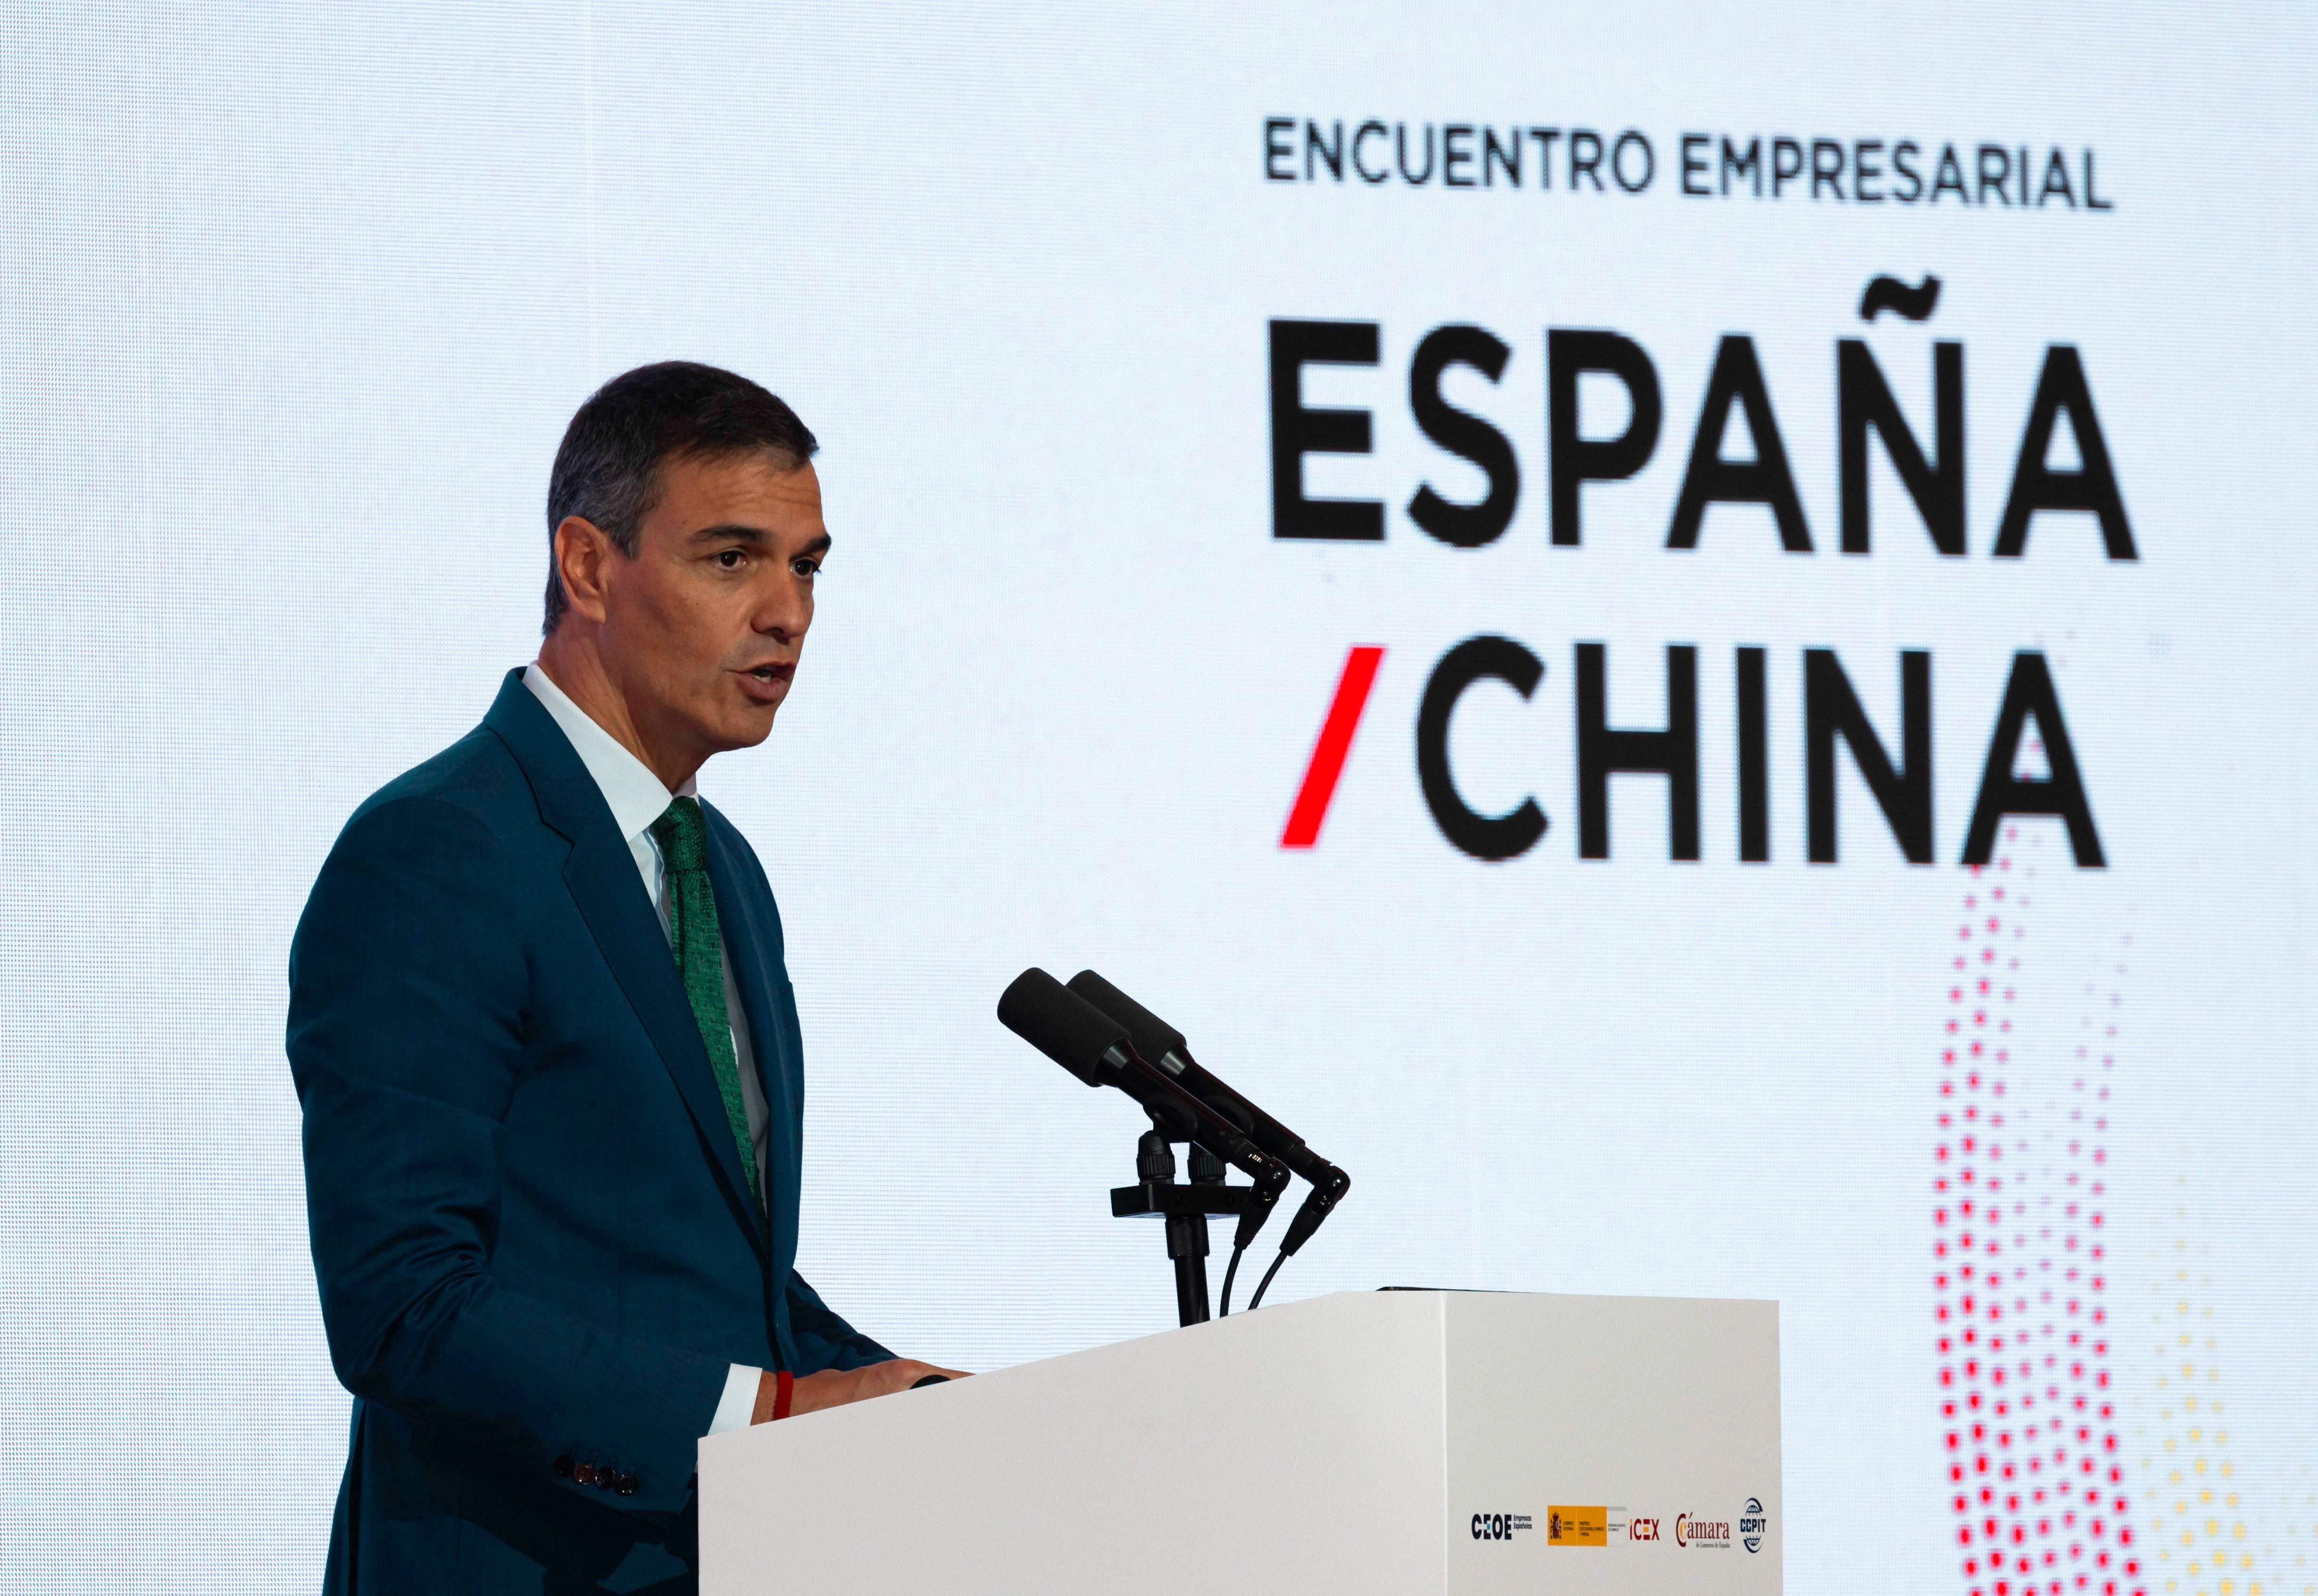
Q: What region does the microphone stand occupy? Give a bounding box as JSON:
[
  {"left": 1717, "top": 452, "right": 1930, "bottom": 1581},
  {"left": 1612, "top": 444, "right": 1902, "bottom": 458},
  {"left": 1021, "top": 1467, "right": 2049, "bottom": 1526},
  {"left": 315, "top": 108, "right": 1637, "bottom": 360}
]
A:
[{"left": 1111, "top": 1114, "right": 1258, "bottom": 1328}]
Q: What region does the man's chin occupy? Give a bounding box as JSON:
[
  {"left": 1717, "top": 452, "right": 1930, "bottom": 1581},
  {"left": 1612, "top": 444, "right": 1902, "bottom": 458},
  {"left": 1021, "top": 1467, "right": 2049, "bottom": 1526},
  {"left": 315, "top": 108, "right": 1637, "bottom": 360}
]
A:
[
  {"left": 714, "top": 707, "right": 780, "bottom": 751},
  {"left": 673, "top": 668, "right": 786, "bottom": 762}
]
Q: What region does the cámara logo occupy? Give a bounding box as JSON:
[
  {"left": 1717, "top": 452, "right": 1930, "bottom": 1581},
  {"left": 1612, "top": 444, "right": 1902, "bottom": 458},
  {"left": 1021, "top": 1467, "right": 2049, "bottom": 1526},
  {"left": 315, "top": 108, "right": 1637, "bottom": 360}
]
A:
[{"left": 1676, "top": 1512, "right": 1732, "bottom": 1548}]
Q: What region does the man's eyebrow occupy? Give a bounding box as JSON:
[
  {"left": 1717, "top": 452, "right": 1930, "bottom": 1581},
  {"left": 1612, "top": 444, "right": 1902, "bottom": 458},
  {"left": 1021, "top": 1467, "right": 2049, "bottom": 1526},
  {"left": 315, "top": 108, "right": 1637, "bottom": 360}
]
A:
[
  {"left": 689, "top": 522, "right": 767, "bottom": 545},
  {"left": 685, "top": 527, "right": 833, "bottom": 558}
]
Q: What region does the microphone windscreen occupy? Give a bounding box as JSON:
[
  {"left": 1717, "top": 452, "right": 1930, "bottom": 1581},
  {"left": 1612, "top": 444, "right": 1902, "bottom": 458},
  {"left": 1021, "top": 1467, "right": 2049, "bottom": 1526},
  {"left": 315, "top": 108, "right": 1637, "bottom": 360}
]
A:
[
  {"left": 997, "top": 968, "right": 1126, "bottom": 1087},
  {"left": 1066, "top": 970, "right": 1187, "bottom": 1062}
]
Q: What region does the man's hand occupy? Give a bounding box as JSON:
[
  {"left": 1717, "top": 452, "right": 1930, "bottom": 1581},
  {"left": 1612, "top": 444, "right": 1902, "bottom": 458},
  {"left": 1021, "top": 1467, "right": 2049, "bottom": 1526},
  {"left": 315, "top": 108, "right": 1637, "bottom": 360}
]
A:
[{"left": 756, "top": 1360, "right": 971, "bottom": 1422}]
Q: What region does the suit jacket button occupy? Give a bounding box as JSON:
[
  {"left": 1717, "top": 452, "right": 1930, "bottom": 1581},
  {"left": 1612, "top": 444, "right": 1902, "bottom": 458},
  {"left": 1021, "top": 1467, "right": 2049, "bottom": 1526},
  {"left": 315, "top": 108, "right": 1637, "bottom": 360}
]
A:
[
  {"left": 574, "top": 1462, "right": 598, "bottom": 1486},
  {"left": 551, "top": 1455, "right": 575, "bottom": 1479},
  {"left": 594, "top": 1467, "right": 616, "bottom": 1491},
  {"left": 615, "top": 1472, "right": 639, "bottom": 1497}
]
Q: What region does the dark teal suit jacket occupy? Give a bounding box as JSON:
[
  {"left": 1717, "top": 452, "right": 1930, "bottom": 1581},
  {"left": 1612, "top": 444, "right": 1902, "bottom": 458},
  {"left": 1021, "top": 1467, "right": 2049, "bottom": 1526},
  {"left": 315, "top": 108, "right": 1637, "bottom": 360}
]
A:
[{"left": 288, "top": 669, "right": 890, "bottom": 1594}]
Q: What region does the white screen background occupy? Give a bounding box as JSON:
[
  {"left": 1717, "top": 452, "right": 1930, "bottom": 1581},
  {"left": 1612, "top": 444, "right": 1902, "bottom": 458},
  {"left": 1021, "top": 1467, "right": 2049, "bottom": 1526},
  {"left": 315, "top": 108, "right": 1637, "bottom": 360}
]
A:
[{"left": 2, "top": 3, "right": 2314, "bottom": 1591}]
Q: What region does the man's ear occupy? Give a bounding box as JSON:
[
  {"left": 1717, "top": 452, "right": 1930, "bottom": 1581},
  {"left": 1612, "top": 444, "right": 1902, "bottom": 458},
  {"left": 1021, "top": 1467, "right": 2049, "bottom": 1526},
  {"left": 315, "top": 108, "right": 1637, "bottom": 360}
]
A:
[{"left": 552, "top": 516, "right": 615, "bottom": 625}]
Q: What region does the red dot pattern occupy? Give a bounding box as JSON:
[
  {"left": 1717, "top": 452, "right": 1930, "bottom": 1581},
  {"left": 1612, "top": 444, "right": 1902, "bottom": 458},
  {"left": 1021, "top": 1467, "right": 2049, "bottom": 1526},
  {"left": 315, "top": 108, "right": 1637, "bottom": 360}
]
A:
[{"left": 1935, "top": 830, "right": 2139, "bottom": 1596}]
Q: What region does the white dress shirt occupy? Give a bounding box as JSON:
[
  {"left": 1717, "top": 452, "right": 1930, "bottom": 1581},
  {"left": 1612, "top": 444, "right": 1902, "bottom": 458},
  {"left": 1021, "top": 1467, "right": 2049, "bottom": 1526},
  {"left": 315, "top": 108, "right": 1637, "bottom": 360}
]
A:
[{"left": 522, "top": 665, "right": 768, "bottom": 1437}]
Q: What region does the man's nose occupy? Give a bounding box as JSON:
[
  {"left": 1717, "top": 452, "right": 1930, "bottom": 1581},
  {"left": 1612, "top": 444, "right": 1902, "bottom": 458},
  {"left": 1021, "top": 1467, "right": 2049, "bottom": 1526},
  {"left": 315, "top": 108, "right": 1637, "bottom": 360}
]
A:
[{"left": 750, "top": 571, "right": 810, "bottom": 639}]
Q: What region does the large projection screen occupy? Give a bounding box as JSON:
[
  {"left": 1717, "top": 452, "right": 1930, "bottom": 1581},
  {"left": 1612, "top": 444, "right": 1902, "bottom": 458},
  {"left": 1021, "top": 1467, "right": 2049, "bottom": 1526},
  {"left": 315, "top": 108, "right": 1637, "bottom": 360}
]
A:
[{"left": 3, "top": 4, "right": 2314, "bottom": 1592}]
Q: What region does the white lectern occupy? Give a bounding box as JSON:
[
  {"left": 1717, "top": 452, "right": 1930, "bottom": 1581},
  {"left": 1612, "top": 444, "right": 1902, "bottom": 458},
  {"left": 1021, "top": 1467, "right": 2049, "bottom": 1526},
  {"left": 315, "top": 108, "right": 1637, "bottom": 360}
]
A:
[{"left": 700, "top": 1290, "right": 1780, "bottom": 1594}]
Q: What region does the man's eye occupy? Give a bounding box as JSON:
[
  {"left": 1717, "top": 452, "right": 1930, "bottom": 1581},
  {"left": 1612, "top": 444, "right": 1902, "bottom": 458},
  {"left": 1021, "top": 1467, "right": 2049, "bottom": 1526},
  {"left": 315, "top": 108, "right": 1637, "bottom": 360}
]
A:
[
  {"left": 716, "top": 550, "right": 745, "bottom": 569},
  {"left": 791, "top": 559, "right": 821, "bottom": 578}
]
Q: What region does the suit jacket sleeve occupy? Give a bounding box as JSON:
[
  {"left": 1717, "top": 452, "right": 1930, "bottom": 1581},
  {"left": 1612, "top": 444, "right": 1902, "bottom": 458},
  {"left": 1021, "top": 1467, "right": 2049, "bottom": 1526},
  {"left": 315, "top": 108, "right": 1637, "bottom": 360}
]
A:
[
  {"left": 783, "top": 1271, "right": 896, "bottom": 1373},
  {"left": 288, "top": 795, "right": 725, "bottom": 1514}
]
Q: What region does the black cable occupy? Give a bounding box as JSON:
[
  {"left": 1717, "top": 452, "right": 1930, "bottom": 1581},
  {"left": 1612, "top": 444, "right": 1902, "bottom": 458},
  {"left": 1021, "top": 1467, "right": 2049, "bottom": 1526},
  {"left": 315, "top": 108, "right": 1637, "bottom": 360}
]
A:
[
  {"left": 1245, "top": 1250, "right": 1288, "bottom": 1311},
  {"left": 1217, "top": 1243, "right": 1245, "bottom": 1316}
]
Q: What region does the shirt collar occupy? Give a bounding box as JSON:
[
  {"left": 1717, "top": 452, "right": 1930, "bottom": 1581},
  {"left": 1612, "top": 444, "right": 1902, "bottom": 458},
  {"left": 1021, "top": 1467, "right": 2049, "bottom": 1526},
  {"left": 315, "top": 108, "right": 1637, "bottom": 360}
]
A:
[{"left": 521, "top": 662, "right": 697, "bottom": 845}]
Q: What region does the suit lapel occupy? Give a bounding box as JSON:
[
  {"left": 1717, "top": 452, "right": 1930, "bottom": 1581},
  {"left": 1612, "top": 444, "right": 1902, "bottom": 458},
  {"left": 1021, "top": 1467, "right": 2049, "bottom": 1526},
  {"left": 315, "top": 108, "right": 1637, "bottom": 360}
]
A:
[
  {"left": 482, "top": 670, "right": 769, "bottom": 1263},
  {"left": 562, "top": 831, "right": 769, "bottom": 1259}
]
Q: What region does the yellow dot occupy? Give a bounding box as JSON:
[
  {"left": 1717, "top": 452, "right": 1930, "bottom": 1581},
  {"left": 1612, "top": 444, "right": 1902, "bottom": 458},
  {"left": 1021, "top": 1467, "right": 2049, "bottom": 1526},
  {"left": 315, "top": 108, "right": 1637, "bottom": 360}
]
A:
[{"left": 2195, "top": 1429, "right": 2206, "bottom": 1442}]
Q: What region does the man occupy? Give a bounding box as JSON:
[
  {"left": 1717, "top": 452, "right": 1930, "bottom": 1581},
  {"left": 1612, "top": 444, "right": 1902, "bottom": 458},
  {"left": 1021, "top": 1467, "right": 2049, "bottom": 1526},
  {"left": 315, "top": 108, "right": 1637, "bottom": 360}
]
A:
[{"left": 289, "top": 362, "right": 964, "bottom": 1593}]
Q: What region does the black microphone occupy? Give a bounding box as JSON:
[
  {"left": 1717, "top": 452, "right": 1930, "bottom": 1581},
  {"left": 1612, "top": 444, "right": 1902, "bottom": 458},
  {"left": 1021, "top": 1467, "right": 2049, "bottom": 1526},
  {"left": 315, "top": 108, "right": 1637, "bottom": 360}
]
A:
[
  {"left": 1066, "top": 970, "right": 1350, "bottom": 1258},
  {"left": 997, "top": 969, "right": 1288, "bottom": 1248}
]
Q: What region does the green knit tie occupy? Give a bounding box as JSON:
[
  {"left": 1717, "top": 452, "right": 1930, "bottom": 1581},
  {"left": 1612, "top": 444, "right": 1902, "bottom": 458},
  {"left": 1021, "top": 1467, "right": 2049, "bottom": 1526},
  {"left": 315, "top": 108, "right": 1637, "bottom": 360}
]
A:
[{"left": 649, "top": 797, "right": 762, "bottom": 1218}]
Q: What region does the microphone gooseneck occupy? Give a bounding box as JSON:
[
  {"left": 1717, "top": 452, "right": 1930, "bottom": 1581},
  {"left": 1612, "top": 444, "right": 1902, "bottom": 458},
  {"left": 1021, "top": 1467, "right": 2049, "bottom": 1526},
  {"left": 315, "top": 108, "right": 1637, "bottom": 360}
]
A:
[
  {"left": 1066, "top": 970, "right": 1351, "bottom": 1259},
  {"left": 999, "top": 966, "right": 1343, "bottom": 1320},
  {"left": 997, "top": 969, "right": 1289, "bottom": 1248}
]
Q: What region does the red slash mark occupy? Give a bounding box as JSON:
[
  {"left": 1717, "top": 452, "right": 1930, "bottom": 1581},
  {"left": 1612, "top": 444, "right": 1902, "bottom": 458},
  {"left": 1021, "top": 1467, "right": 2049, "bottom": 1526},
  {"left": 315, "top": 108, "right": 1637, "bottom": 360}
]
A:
[{"left": 1281, "top": 646, "right": 1385, "bottom": 849}]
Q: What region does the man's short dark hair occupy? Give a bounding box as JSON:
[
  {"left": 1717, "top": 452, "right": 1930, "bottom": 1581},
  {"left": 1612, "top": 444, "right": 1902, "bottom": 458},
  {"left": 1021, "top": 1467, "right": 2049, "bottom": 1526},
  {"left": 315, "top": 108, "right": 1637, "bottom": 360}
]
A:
[{"left": 543, "top": 361, "right": 818, "bottom": 634}]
